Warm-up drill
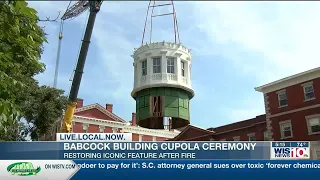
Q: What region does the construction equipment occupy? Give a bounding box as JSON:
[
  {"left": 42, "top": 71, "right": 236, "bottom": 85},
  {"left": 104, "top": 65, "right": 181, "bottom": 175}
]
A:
[{"left": 60, "top": 0, "right": 103, "bottom": 133}]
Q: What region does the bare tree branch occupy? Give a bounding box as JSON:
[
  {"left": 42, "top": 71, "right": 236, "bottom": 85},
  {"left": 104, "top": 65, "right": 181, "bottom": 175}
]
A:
[
  {"left": 39, "top": 11, "right": 61, "bottom": 22},
  {"left": 1, "top": 9, "right": 61, "bottom": 23}
]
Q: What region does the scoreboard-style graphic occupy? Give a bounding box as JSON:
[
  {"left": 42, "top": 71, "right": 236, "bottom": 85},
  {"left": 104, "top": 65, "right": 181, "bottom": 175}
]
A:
[{"left": 270, "top": 141, "right": 310, "bottom": 160}]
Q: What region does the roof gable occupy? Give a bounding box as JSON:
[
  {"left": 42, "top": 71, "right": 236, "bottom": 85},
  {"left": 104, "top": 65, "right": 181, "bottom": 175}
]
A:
[
  {"left": 170, "top": 125, "right": 213, "bottom": 141},
  {"left": 74, "top": 104, "right": 126, "bottom": 122},
  {"left": 255, "top": 67, "right": 320, "bottom": 93}
]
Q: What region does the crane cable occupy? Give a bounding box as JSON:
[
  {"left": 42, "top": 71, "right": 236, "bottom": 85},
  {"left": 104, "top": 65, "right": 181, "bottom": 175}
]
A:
[
  {"left": 53, "top": 20, "right": 64, "bottom": 88},
  {"left": 53, "top": 1, "right": 72, "bottom": 88}
]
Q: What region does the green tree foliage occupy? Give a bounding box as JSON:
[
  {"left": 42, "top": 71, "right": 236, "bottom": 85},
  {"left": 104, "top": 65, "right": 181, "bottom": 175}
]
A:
[
  {"left": 18, "top": 86, "right": 67, "bottom": 140},
  {"left": 0, "top": 1, "right": 67, "bottom": 141}
]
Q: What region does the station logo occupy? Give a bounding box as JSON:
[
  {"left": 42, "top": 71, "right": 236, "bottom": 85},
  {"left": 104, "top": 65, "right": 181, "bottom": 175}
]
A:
[
  {"left": 271, "top": 147, "right": 310, "bottom": 159},
  {"left": 7, "top": 162, "right": 41, "bottom": 176}
]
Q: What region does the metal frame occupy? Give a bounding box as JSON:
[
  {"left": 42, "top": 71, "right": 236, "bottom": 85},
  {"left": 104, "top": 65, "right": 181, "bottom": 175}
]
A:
[{"left": 141, "top": 0, "right": 180, "bottom": 45}]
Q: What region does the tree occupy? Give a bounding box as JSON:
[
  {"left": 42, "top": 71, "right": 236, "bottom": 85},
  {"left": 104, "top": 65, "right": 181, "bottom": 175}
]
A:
[
  {"left": 0, "top": 1, "right": 67, "bottom": 141},
  {"left": 19, "top": 86, "right": 67, "bottom": 140}
]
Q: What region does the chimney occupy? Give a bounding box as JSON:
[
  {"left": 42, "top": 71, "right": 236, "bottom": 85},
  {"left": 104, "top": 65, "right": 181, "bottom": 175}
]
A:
[
  {"left": 106, "top": 104, "right": 113, "bottom": 113},
  {"left": 76, "top": 98, "right": 83, "bottom": 108},
  {"left": 132, "top": 113, "right": 136, "bottom": 126}
]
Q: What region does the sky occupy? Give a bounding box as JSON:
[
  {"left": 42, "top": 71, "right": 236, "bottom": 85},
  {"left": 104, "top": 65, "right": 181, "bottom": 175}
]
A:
[{"left": 27, "top": 1, "right": 320, "bottom": 129}]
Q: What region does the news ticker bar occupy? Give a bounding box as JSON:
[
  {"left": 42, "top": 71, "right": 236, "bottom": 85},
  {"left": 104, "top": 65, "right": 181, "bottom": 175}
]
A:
[
  {"left": 1, "top": 160, "right": 320, "bottom": 180},
  {"left": 0, "top": 141, "right": 312, "bottom": 160}
]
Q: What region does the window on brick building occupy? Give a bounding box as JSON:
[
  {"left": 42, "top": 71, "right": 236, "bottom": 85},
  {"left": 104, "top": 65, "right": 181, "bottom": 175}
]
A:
[
  {"left": 277, "top": 90, "right": 287, "bottom": 107},
  {"left": 280, "top": 120, "right": 292, "bottom": 139},
  {"left": 248, "top": 133, "right": 255, "bottom": 141},
  {"left": 307, "top": 116, "right": 320, "bottom": 134},
  {"left": 303, "top": 83, "right": 315, "bottom": 100}
]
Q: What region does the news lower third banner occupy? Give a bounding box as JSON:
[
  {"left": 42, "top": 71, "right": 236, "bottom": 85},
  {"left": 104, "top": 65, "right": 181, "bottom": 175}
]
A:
[
  {"left": 0, "top": 135, "right": 318, "bottom": 179},
  {"left": 0, "top": 141, "right": 270, "bottom": 160}
]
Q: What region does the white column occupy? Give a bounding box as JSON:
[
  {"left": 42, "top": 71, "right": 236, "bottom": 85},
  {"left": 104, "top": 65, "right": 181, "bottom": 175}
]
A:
[
  {"left": 147, "top": 56, "right": 152, "bottom": 83},
  {"left": 134, "top": 63, "right": 137, "bottom": 88},
  {"left": 176, "top": 57, "right": 181, "bottom": 83},
  {"left": 152, "top": 136, "right": 156, "bottom": 142},
  {"left": 189, "top": 63, "right": 192, "bottom": 87},
  {"left": 112, "top": 127, "right": 118, "bottom": 133},
  {"left": 99, "top": 126, "right": 104, "bottom": 133},
  {"left": 82, "top": 124, "right": 88, "bottom": 133},
  {"left": 139, "top": 134, "right": 143, "bottom": 142},
  {"left": 137, "top": 60, "right": 142, "bottom": 85},
  {"left": 161, "top": 54, "right": 166, "bottom": 74},
  {"left": 185, "top": 61, "right": 190, "bottom": 85}
]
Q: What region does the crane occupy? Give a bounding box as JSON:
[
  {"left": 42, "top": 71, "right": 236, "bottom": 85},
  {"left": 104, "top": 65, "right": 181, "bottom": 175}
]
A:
[{"left": 59, "top": 0, "right": 103, "bottom": 133}]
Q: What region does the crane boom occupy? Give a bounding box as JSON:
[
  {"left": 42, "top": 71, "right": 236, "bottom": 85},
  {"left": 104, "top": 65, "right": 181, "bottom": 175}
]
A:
[{"left": 60, "top": 0, "right": 103, "bottom": 133}]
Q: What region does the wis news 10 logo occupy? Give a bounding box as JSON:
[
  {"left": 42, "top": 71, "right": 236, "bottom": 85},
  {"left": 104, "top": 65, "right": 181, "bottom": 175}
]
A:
[{"left": 270, "top": 142, "right": 310, "bottom": 160}]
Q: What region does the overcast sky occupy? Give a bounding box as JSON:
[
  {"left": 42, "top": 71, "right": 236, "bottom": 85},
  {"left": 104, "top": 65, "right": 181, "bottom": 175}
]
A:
[{"left": 28, "top": 1, "right": 320, "bottom": 129}]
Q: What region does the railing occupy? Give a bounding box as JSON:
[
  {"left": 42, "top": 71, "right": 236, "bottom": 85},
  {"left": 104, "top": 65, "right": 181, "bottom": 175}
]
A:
[
  {"left": 152, "top": 74, "right": 162, "bottom": 80},
  {"left": 167, "top": 74, "right": 177, "bottom": 81},
  {"left": 136, "top": 73, "right": 189, "bottom": 87}
]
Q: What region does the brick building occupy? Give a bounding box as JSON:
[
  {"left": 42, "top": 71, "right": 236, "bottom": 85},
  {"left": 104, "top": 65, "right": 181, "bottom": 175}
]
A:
[
  {"left": 42, "top": 99, "right": 180, "bottom": 141},
  {"left": 255, "top": 67, "right": 320, "bottom": 141},
  {"left": 170, "top": 67, "right": 320, "bottom": 159},
  {"left": 72, "top": 100, "right": 180, "bottom": 141},
  {"left": 172, "top": 67, "right": 320, "bottom": 142}
]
